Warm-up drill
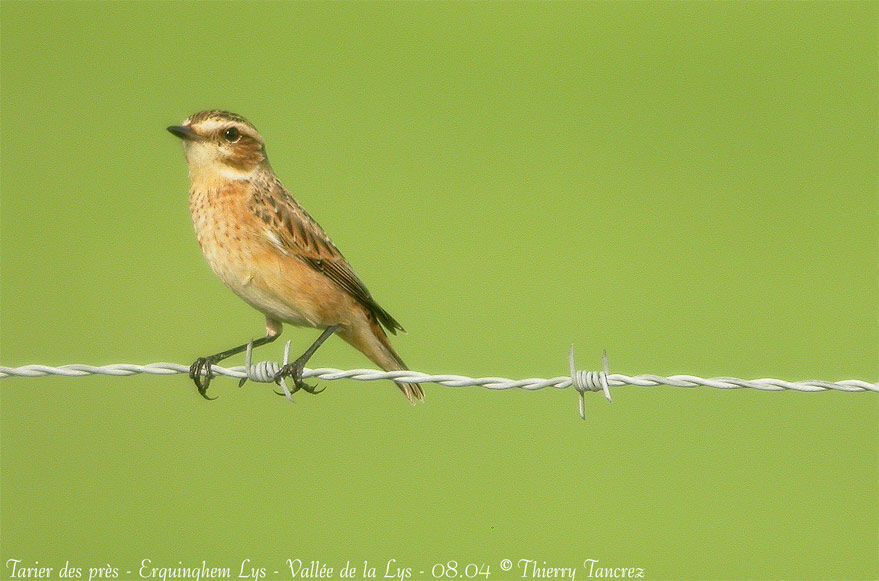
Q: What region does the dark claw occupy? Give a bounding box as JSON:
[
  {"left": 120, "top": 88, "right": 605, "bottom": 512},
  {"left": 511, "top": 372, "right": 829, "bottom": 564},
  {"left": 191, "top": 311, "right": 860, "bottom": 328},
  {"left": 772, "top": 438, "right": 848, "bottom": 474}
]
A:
[
  {"left": 273, "top": 359, "right": 324, "bottom": 396},
  {"left": 299, "top": 382, "right": 325, "bottom": 395},
  {"left": 190, "top": 357, "right": 219, "bottom": 400}
]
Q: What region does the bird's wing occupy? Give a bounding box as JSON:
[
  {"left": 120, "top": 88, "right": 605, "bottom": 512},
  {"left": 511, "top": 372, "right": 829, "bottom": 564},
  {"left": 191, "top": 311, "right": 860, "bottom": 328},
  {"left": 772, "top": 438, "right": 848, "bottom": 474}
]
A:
[{"left": 250, "top": 180, "right": 404, "bottom": 334}]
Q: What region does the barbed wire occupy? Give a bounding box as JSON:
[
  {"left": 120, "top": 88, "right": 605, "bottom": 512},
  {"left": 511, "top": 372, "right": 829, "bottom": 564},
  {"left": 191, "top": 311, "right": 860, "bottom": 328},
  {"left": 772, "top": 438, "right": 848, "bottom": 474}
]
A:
[{"left": 1, "top": 344, "right": 875, "bottom": 419}]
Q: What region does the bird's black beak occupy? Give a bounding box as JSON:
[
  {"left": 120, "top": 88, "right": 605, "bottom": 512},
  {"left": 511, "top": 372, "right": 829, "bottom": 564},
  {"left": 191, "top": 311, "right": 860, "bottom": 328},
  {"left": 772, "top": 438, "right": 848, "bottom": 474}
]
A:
[{"left": 167, "top": 125, "right": 201, "bottom": 141}]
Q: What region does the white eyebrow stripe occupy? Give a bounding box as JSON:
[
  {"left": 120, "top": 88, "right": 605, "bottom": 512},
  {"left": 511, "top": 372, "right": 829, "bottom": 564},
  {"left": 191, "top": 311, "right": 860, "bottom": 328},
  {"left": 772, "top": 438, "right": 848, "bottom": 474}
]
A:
[
  {"left": 195, "top": 119, "right": 232, "bottom": 134},
  {"left": 188, "top": 117, "right": 263, "bottom": 147}
]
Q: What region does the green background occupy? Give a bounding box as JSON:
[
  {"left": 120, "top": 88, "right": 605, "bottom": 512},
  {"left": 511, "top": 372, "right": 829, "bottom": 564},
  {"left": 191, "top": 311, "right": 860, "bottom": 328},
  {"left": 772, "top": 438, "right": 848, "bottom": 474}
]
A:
[{"left": 2, "top": 2, "right": 876, "bottom": 580}]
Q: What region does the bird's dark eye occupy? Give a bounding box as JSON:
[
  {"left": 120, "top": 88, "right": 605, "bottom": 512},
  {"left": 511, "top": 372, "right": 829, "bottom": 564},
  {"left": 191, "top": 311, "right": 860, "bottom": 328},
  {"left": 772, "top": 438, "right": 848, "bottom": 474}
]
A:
[{"left": 223, "top": 127, "right": 240, "bottom": 142}]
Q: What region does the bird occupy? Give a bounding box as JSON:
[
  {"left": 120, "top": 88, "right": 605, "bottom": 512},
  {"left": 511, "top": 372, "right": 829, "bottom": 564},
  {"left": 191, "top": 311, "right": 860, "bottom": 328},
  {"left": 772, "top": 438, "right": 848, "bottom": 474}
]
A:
[{"left": 167, "top": 110, "right": 423, "bottom": 404}]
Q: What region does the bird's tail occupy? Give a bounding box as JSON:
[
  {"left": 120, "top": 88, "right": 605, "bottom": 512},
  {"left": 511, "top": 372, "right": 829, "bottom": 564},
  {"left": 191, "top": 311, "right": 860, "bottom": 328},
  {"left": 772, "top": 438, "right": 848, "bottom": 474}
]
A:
[{"left": 337, "top": 319, "right": 424, "bottom": 405}]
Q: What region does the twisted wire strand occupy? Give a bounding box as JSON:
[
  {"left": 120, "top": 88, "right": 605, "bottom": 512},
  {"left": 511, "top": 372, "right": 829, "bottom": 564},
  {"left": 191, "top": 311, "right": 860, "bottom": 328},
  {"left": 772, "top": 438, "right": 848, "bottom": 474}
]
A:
[
  {"left": 3, "top": 349, "right": 876, "bottom": 421},
  {"left": 1, "top": 364, "right": 875, "bottom": 393}
]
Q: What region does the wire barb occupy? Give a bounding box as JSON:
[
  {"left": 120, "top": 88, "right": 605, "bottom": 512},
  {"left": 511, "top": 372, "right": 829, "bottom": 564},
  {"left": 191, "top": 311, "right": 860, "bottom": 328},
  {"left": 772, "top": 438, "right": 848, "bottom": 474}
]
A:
[
  {"left": 569, "top": 346, "right": 612, "bottom": 420},
  {"left": 243, "top": 339, "right": 296, "bottom": 402}
]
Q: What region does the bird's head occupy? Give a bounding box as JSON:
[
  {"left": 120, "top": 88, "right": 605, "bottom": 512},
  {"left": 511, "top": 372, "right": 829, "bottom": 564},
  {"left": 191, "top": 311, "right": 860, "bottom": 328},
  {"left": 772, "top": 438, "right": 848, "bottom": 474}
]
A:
[{"left": 168, "top": 110, "right": 269, "bottom": 180}]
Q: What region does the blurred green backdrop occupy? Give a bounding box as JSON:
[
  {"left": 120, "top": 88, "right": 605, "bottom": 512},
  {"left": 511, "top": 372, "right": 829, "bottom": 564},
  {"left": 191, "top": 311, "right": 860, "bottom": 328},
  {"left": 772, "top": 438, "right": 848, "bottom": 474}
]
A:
[{"left": 2, "top": 2, "right": 876, "bottom": 580}]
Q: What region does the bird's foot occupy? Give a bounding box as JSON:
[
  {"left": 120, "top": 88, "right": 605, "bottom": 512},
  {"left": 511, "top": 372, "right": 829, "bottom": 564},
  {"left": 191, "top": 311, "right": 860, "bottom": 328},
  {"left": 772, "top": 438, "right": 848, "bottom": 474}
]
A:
[
  {"left": 273, "top": 358, "right": 324, "bottom": 396},
  {"left": 190, "top": 356, "right": 220, "bottom": 400}
]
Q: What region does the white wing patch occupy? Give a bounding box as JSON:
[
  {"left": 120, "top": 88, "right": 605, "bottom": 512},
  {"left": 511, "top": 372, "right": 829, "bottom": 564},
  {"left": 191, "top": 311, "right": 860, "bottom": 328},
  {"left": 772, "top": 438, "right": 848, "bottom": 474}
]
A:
[{"left": 264, "top": 228, "right": 290, "bottom": 256}]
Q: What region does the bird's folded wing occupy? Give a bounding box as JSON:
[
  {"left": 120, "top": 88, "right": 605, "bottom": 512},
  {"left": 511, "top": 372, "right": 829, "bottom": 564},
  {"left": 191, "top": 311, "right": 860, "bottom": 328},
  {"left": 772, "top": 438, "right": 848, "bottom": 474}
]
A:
[{"left": 252, "top": 185, "right": 405, "bottom": 334}]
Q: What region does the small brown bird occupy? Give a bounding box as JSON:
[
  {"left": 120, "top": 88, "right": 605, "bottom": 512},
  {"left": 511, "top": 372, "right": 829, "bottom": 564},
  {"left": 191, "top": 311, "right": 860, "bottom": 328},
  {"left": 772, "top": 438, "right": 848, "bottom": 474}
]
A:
[{"left": 168, "top": 110, "right": 423, "bottom": 404}]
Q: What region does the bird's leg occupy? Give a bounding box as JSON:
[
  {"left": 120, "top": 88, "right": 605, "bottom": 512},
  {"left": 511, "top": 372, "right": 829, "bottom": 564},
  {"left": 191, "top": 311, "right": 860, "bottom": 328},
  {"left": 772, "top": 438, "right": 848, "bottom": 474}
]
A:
[
  {"left": 191, "top": 333, "right": 279, "bottom": 399},
  {"left": 274, "top": 325, "right": 338, "bottom": 395}
]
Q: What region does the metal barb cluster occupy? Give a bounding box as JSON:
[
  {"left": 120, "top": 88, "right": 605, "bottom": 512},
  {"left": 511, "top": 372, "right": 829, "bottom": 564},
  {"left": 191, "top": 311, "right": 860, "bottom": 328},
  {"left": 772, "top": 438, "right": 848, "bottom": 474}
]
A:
[
  {"left": 569, "top": 346, "right": 613, "bottom": 419},
  {"left": 243, "top": 340, "right": 297, "bottom": 402},
  {"left": 1, "top": 347, "right": 876, "bottom": 420}
]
